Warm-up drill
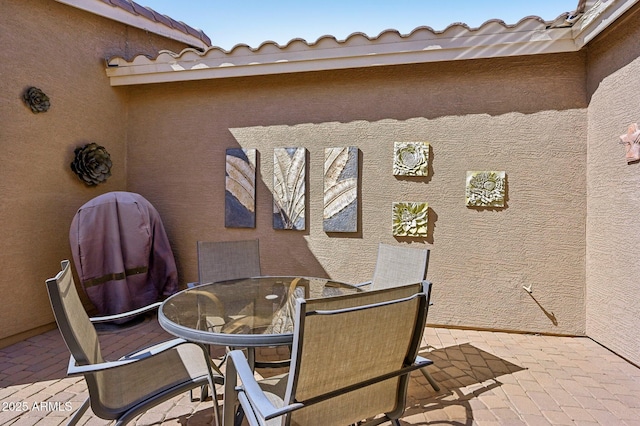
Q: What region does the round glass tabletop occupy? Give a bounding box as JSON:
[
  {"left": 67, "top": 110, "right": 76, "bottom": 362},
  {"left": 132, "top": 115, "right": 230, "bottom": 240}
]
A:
[{"left": 159, "top": 276, "right": 361, "bottom": 347}]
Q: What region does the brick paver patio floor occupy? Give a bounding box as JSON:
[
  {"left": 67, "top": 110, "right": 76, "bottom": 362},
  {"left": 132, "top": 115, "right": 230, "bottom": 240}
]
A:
[{"left": 1, "top": 314, "right": 639, "bottom": 425}]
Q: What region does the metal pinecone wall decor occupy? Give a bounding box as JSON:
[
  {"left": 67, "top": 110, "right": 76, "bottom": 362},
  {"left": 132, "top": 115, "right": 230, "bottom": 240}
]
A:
[
  {"left": 23, "top": 87, "right": 50, "bottom": 113},
  {"left": 70, "top": 143, "right": 112, "bottom": 186}
]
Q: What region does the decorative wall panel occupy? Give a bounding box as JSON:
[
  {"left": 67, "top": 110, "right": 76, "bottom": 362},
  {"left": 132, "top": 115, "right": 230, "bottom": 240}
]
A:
[
  {"left": 324, "top": 147, "right": 358, "bottom": 232},
  {"left": 392, "top": 202, "right": 428, "bottom": 237},
  {"left": 225, "top": 148, "right": 257, "bottom": 228},
  {"left": 465, "top": 171, "right": 506, "bottom": 207},
  {"left": 393, "top": 142, "right": 429, "bottom": 176},
  {"left": 273, "top": 147, "right": 306, "bottom": 230}
]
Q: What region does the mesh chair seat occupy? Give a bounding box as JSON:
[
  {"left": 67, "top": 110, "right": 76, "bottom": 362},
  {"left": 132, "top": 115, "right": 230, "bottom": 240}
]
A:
[
  {"left": 45, "top": 260, "right": 222, "bottom": 426},
  {"left": 223, "top": 282, "right": 434, "bottom": 426}
]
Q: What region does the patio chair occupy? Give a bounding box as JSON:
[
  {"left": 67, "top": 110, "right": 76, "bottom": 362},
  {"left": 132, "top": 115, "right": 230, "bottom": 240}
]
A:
[
  {"left": 357, "top": 242, "right": 429, "bottom": 290},
  {"left": 195, "top": 239, "right": 261, "bottom": 286},
  {"left": 46, "top": 260, "right": 223, "bottom": 426},
  {"left": 356, "top": 243, "right": 439, "bottom": 391},
  {"left": 223, "top": 282, "right": 434, "bottom": 426},
  {"left": 194, "top": 239, "right": 285, "bottom": 369}
]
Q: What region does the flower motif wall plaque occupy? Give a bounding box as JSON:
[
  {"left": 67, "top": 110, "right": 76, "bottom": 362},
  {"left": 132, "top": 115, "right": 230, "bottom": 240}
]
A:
[
  {"left": 225, "top": 148, "right": 257, "bottom": 228},
  {"left": 23, "top": 87, "right": 50, "bottom": 113},
  {"left": 620, "top": 123, "right": 640, "bottom": 164},
  {"left": 273, "top": 147, "right": 306, "bottom": 230},
  {"left": 324, "top": 147, "right": 358, "bottom": 232},
  {"left": 393, "top": 142, "right": 429, "bottom": 176},
  {"left": 392, "top": 202, "right": 428, "bottom": 237},
  {"left": 466, "top": 171, "right": 506, "bottom": 207},
  {"left": 70, "top": 143, "right": 112, "bottom": 186}
]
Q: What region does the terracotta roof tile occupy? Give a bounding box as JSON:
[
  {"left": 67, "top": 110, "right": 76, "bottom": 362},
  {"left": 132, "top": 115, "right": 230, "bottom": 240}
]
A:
[
  {"left": 131, "top": 3, "right": 155, "bottom": 21},
  {"left": 95, "top": 0, "right": 211, "bottom": 47},
  {"left": 107, "top": 0, "right": 637, "bottom": 86},
  {"left": 108, "top": 0, "right": 135, "bottom": 14}
]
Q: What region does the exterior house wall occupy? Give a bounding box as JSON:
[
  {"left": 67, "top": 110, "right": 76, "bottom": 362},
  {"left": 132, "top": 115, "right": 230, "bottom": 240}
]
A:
[
  {"left": 0, "top": 0, "right": 191, "bottom": 346},
  {"left": 585, "top": 3, "right": 640, "bottom": 366},
  {"left": 125, "top": 52, "right": 588, "bottom": 335},
  {"left": 12, "top": 0, "right": 640, "bottom": 347}
]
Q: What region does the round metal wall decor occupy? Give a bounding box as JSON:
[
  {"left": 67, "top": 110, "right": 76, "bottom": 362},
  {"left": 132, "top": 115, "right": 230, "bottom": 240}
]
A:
[
  {"left": 23, "top": 87, "right": 50, "bottom": 113},
  {"left": 71, "top": 143, "right": 112, "bottom": 186}
]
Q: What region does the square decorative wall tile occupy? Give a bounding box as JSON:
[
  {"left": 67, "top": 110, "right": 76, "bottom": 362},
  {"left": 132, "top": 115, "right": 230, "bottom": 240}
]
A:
[
  {"left": 393, "top": 142, "right": 429, "bottom": 176},
  {"left": 225, "top": 148, "right": 256, "bottom": 228},
  {"left": 273, "top": 147, "right": 306, "bottom": 230},
  {"left": 465, "top": 171, "right": 506, "bottom": 207},
  {"left": 324, "top": 147, "right": 358, "bottom": 232},
  {"left": 392, "top": 202, "right": 428, "bottom": 237}
]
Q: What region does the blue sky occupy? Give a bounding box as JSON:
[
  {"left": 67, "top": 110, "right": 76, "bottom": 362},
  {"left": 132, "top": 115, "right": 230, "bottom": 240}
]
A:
[{"left": 139, "top": 0, "right": 579, "bottom": 50}]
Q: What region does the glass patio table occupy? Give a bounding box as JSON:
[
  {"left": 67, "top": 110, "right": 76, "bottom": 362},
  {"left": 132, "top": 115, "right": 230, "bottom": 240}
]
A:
[{"left": 158, "top": 276, "right": 362, "bottom": 349}]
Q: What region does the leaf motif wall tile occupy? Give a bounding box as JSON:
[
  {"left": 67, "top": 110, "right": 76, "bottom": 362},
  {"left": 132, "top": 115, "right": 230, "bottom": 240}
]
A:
[
  {"left": 465, "top": 171, "right": 506, "bottom": 207},
  {"left": 392, "top": 202, "right": 428, "bottom": 237},
  {"left": 393, "top": 142, "right": 429, "bottom": 176}
]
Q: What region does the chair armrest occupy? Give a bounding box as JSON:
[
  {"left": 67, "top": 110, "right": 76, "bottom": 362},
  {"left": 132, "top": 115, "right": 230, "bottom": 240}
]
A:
[
  {"left": 226, "top": 350, "right": 302, "bottom": 422},
  {"left": 353, "top": 280, "right": 372, "bottom": 289},
  {"left": 89, "top": 302, "right": 162, "bottom": 323},
  {"left": 123, "top": 337, "right": 190, "bottom": 359},
  {"left": 414, "top": 355, "right": 434, "bottom": 368},
  {"left": 67, "top": 355, "right": 139, "bottom": 376},
  {"left": 67, "top": 338, "right": 194, "bottom": 376}
]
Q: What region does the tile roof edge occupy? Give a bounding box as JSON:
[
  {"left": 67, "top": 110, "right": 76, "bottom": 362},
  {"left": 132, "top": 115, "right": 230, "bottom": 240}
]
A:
[
  {"left": 55, "top": 0, "right": 211, "bottom": 49},
  {"left": 105, "top": 1, "right": 640, "bottom": 86},
  {"left": 107, "top": 15, "right": 567, "bottom": 61}
]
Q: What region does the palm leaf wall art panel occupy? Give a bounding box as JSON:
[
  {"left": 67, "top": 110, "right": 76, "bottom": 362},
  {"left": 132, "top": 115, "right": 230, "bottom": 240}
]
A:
[
  {"left": 225, "top": 148, "right": 257, "bottom": 228},
  {"left": 273, "top": 147, "right": 306, "bottom": 230},
  {"left": 324, "top": 147, "right": 358, "bottom": 232}
]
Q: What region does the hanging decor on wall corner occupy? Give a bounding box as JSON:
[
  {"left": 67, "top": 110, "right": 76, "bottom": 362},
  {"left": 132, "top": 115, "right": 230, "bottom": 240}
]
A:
[
  {"left": 324, "top": 147, "right": 358, "bottom": 233},
  {"left": 393, "top": 142, "right": 429, "bottom": 176},
  {"left": 71, "top": 143, "right": 112, "bottom": 186},
  {"left": 465, "top": 171, "right": 506, "bottom": 208},
  {"left": 225, "top": 148, "right": 257, "bottom": 228},
  {"left": 273, "top": 147, "right": 306, "bottom": 230},
  {"left": 619, "top": 123, "right": 640, "bottom": 164},
  {"left": 392, "top": 202, "right": 428, "bottom": 237},
  {"left": 23, "top": 86, "right": 50, "bottom": 113}
]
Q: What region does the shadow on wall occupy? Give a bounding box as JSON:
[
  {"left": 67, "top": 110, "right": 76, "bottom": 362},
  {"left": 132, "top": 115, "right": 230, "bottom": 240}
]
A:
[
  {"left": 139, "top": 51, "right": 588, "bottom": 130},
  {"left": 586, "top": 2, "right": 640, "bottom": 101},
  {"left": 126, "top": 49, "right": 587, "bottom": 283}
]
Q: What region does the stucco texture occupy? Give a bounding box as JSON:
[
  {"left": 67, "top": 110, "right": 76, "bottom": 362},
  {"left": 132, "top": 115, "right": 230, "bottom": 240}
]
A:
[
  {"left": 585, "top": 3, "right": 640, "bottom": 366},
  {"left": 125, "top": 53, "right": 587, "bottom": 336},
  {"left": 0, "top": 0, "right": 190, "bottom": 345}
]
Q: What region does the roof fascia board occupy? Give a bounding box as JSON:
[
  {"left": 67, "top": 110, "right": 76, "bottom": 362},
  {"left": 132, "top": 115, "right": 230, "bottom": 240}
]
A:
[
  {"left": 572, "top": 0, "right": 640, "bottom": 47},
  {"left": 106, "top": 25, "right": 576, "bottom": 86},
  {"left": 55, "top": 0, "right": 208, "bottom": 50}
]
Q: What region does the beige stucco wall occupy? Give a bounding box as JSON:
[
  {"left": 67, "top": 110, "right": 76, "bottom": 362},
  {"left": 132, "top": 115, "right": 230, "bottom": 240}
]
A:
[
  {"left": 126, "top": 52, "right": 588, "bottom": 335},
  {"left": 0, "top": 0, "right": 191, "bottom": 346},
  {"left": 585, "top": 3, "right": 640, "bottom": 366}
]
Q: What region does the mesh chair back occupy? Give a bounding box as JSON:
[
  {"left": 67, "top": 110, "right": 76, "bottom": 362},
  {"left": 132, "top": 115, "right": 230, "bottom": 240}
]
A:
[
  {"left": 285, "top": 283, "right": 429, "bottom": 425},
  {"left": 45, "top": 260, "right": 103, "bottom": 366},
  {"left": 371, "top": 243, "right": 429, "bottom": 290},
  {"left": 197, "top": 240, "right": 261, "bottom": 284},
  {"left": 47, "top": 261, "right": 219, "bottom": 422}
]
